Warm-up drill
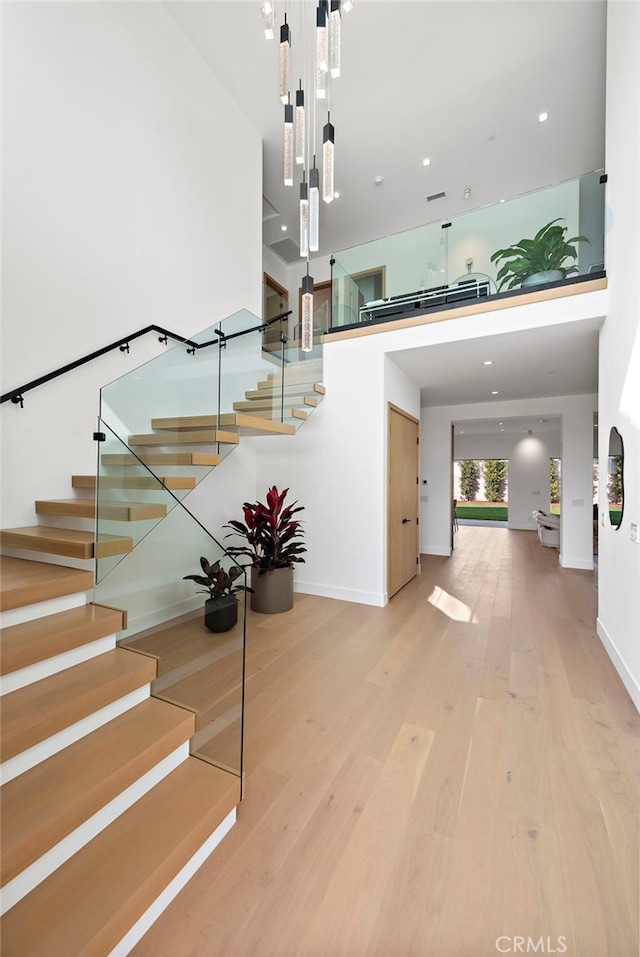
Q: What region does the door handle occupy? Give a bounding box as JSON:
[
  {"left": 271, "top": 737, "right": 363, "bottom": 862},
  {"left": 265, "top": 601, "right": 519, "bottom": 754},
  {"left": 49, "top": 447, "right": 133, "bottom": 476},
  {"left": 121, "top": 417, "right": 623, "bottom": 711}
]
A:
[{"left": 402, "top": 517, "right": 410, "bottom": 524}]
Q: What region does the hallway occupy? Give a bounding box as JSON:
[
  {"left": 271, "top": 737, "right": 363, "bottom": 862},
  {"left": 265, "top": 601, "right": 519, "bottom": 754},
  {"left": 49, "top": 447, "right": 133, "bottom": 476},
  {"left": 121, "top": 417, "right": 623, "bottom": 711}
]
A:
[{"left": 134, "top": 527, "right": 639, "bottom": 957}]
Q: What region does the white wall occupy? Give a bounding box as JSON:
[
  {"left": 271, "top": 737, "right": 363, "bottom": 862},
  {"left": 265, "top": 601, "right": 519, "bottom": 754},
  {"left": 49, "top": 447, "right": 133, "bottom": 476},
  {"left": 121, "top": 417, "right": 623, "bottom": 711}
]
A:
[
  {"left": 422, "top": 394, "right": 596, "bottom": 564},
  {"left": 1, "top": 2, "right": 262, "bottom": 528},
  {"left": 255, "top": 289, "right": 604, "bottom": 605},
  {"left": 597, "top": 0, "right": 640, "bottom": 710}
]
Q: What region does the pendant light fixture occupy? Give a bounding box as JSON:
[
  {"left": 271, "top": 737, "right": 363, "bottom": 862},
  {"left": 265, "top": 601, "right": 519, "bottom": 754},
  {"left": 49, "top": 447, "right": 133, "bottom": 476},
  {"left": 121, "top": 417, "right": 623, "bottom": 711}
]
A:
[
  {"left": 329, "top": 0, "right": 341, "bottom": 78},
  {"left": 322, "top": 114, "right": 335, "bottom": 203},
  {"left": 279, "top": 16, "right": 291, "bottom": 103},
  {"left": 295, "top": 83, "right": 305, "bottom": 165},
  {"left": 309, "top": 162, "right": 320, "bottom": 252},
  {"left": 300, "top": 173, "right": 309, "bottom": 257},
  {"left": 284, "top": 100, "right": 294, "bottom": 186},
  {"left": 301, "top": 267, "right": 314, "bottom": 353},
  {"left": 263, "top": 0, "right": 353, "bottom": 259}
]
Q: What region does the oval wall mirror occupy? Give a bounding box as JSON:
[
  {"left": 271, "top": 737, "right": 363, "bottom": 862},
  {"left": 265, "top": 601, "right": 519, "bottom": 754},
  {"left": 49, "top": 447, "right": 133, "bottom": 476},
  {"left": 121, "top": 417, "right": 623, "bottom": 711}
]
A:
[{"left": 607, "top": 426, "right": 624, "bottom": 529}]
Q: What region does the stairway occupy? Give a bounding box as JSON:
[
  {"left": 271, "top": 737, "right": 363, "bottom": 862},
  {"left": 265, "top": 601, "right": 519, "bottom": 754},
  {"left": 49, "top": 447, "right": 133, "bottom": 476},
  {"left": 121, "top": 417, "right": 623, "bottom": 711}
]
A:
[
  {"left": 0, "top": 556, "right": 240, "bottom": 955},
  {"left": 0, "top": 361, "right": 325, "bottom": 951}
]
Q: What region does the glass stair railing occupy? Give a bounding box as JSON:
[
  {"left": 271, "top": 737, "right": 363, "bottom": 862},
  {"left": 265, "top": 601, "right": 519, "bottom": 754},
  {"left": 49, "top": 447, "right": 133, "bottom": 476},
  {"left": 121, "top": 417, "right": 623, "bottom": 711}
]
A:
[{"left": 93, "top": 305, "right": 324, "bottom": 782}]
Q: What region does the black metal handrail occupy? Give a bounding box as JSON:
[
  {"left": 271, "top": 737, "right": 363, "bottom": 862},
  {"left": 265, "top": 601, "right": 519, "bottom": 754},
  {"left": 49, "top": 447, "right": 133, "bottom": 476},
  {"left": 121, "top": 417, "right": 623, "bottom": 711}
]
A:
[{"left": 1, "top": 311, "right": 292, "bottom": 407}]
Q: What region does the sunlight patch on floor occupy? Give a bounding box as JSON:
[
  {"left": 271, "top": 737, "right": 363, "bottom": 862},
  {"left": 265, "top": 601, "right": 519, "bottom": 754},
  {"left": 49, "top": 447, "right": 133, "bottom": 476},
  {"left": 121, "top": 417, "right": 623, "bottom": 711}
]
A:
[{"left": 428, "top": 585, "right": 479, "bottom": 623}]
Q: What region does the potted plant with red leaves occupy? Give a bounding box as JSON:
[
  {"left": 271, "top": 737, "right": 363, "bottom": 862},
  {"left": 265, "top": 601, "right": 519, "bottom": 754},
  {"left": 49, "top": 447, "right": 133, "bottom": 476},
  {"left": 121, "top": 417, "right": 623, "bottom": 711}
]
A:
[
  {"left": 224, "top": 486, "right": 306, "bottom": 614},
  {"left": 183, "top": 557, "right": 252, "bottom": 633}
]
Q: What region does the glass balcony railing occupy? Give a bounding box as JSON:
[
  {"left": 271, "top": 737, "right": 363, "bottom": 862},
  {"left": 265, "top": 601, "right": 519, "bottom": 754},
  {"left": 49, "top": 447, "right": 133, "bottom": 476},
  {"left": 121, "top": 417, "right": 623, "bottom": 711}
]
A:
[
  {"left": 93, "top": 306, "right": 324, "bottom": 782},
  {"left": 330, "top": 170, "right": 605, "bottom": 330}
]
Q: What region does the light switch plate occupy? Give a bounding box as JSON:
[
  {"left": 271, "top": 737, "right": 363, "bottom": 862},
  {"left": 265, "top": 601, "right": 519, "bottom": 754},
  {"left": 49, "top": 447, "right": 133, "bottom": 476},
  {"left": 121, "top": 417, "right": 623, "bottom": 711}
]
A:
[{"left": 631, "top": 523, "right": 639, "bottom": 544}]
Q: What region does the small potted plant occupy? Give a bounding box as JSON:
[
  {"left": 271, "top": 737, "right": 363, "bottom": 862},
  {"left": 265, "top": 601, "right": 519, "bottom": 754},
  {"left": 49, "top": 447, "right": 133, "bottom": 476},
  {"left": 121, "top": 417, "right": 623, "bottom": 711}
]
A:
[
  {"left": 183, "top": 557, "right": 252, "bottom": 633},
  {"left": 224, "top": 486, "right": 306, "bottom": 614},
  {"left": 491, "top": 218, "right": 590, "bottom": 291}
]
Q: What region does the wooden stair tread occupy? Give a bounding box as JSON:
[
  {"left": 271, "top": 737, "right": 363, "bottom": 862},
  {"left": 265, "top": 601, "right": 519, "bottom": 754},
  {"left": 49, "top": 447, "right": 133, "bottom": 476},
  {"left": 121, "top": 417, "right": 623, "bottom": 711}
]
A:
[
  {"left": 233, "top": 395, "right": 319, "bottom": 412},
  {"left": 0, "top": 697, "right": 195, "bottom": 886},
  {"left": 0, "top": 648, "right": 156, "bottom": 762},
  {"left": 35, "top": 500, "right": 168, "bottom": 521},
  {"left": 0, "top": 558, "right": 93, "bottom": 612},
  {"left": 0, "top": 527, "right": 133, "bottom": 560},
  {"left": 246, "top": 383, "right": 325, "bottom": 398},
  {"left": 0, "top": 604, "right": 125, "bottom": 676},
  {"left": 101, "top": 452, "right": 219, "bottom": 467},
  {"left": 150, "top": 413, "right": 295, "bottom": 437},
  {"left": 0, "top": 758, "right": 240, "bottom": 957},
  {"left": 72, "top": 475, "right": 196, "bottom": 491},
  {"left": 127, "top": 429, "right": 240, "bottom": 447}
]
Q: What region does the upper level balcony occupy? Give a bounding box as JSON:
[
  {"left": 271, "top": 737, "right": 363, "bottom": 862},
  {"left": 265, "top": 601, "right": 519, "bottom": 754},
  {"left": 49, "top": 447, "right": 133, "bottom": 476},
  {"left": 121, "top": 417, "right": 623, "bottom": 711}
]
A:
[{"left": 329, "top": 171, "right": 605, "bottom": 335}]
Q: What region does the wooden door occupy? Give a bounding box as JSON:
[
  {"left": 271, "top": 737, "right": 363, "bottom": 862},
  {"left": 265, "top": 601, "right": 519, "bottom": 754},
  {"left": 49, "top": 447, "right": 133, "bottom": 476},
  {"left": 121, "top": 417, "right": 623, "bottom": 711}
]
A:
[{"left": 388, "top": 404, "right": 420, "bottom": 599}]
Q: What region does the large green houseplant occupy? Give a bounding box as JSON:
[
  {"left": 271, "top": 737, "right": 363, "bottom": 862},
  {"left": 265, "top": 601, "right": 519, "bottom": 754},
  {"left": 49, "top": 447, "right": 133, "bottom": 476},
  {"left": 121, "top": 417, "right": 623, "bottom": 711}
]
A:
[
  {"left": 224, "top": 486, "right": 306, "bottom": 614},
  {"left": 183, "top": 556, "right": 252, "bottom": 633},
  {"left": 491, "top": 218, "right": 590, "bottom": 291}
]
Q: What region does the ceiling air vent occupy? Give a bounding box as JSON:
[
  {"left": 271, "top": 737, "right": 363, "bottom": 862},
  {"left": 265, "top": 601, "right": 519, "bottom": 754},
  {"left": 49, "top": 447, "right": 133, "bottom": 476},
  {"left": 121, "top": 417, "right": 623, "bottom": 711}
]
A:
[
  {"left": 426, "top": 191, "right": 446, "bottom": 202},
  {"left": 269, "top": 237, "right": 301, "bottom": 264}
]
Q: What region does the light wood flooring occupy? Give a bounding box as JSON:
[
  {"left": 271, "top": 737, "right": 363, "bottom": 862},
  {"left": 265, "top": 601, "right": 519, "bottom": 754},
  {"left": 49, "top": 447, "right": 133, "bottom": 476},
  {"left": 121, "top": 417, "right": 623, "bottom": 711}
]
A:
[{"left": 133, "top": 527, "right": 639, "bottom": 957}]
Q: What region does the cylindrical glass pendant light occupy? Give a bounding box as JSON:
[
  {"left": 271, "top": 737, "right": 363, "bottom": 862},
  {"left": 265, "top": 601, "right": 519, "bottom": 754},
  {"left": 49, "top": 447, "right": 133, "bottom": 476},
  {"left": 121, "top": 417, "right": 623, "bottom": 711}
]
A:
[
  {"left": 295, "top": 85, "right": 305, "bottom": 165},
  {"left": 316, "top": 5, "right": 328, "bottom": 74},
  {"left": 284, "top": 102, "right": 294, "bottom": 186},
  {"left": 279, "top": 18, "right": 291, "bottom": 104},
  {"left": 300, "top": 176, "right": 309, "bottom": 257},
  {"left": 263, "top": 2, "right": 275, "bottom": 39},
  {"left": 329, "top": 1, "right": 341, "bottom": 78},
  {"left": 322, "top": 115, "right": 334, "bottom": 203},
  {"left": 309, "top": 164, "right": 320, "bottom": 251},
  {"left": 301, "top": 268, "right": 314, "bottom": 352}
]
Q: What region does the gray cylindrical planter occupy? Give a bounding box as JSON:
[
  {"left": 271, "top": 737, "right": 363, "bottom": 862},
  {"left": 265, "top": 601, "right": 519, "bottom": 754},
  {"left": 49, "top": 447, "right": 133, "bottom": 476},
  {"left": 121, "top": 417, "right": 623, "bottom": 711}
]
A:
[
  {"left": 250, "top": 566, "right": 294, "bottom": 614},
  {"left": 521, "top": 269, "right": 564, "bottom": 287}
]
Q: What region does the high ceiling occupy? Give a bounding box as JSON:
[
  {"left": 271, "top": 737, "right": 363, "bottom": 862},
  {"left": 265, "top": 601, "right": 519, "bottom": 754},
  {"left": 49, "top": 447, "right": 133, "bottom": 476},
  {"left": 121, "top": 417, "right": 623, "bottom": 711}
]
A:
[
  {"left": 166, "top": 1, "right": 607, "bottom": 423},
  {"left": 167, "top": 0, "right": 607, "bottom": 260}
]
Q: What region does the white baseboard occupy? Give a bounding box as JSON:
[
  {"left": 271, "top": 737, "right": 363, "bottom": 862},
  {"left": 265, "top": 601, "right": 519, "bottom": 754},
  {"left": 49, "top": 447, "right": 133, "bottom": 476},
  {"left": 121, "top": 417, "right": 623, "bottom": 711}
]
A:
[
  {"left": 559, "top": 555, "right": 594, "bottom": 570},
  {"left": 294, "top": 580, "right": 386, "bottom": 607},
  {"left": 109, "top": 807, "right": 237, "bottom": 957},
  {"left": 596, "top": 618, "right": 640, "bottom": 713}
]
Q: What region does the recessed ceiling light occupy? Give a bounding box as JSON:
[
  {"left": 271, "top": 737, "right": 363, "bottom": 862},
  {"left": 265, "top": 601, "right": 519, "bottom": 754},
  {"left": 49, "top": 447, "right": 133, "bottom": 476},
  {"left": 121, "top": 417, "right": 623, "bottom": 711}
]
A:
[
  {"left": 333, "top": 190, "right": 341, "bottom": 199},
  {"left": 422, "top": 157, "right": 431, "bottom": 167},
  {"left": 538, "top": 111, "right": 549, "bottom": 123},
  {"left": 500, "top": 428, "right": 504, "bottom": 432},
  {"left": 491, "top": 391, "right": 499, "bottom": 395},
  {"left": 483, "top": 360, "right": 493, "bottom": 366},
  {"left": 499, "top": 422, "right": 503, "bottom": 425},
  {"left": 499, "top": 198, "right": 506, "bottom": 204},
  {"left": 463, "top": 187, "right": 471, "bottom": 200},
  {"left": 374, "top": 176, "right": 384, "bottom": 186},
  {"left": 280, "top": 224, "right": 288, "bottom": 232}
]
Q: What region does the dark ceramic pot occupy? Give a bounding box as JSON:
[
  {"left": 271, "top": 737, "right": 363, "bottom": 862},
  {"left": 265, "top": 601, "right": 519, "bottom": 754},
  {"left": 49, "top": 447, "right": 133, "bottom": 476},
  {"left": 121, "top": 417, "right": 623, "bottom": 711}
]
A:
[
  {"left": 204, "top": 596, "right": 238, "bottom": 633},
  {"left": 250, "top": 566, "right": 294, "bottom": 614}
]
